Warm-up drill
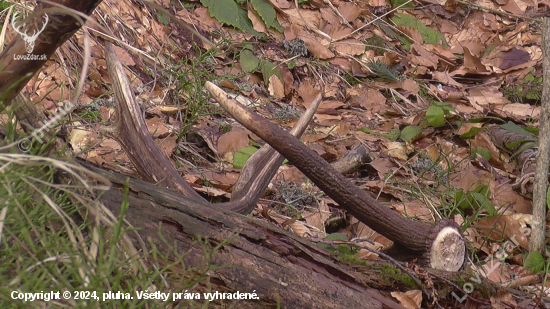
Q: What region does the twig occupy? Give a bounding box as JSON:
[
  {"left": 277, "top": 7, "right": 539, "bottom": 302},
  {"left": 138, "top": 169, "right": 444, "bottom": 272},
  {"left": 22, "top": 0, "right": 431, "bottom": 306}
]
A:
[
  {"left": 502, "top": 273, "right": 543, "bottom": 288},
  {"left": 323, "top": 0, "right": 353, "bottom": 29},
  {"left": 294, "top": 0, "right": 332, "bottom": 41},
  {"left": 333, "top": 0, "right": 413, "bottom": 42}
]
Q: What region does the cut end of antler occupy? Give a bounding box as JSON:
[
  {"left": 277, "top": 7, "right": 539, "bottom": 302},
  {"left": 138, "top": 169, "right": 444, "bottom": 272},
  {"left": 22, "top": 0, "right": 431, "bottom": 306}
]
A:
[{"left": 429, "top": 226, "right": 466, "bottom": 272}]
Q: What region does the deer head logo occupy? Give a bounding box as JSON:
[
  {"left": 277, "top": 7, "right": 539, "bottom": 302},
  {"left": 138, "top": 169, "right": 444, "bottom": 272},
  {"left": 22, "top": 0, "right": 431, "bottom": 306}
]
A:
[{"left": 11, "top": 12, "right": 49, "bottom": 54}]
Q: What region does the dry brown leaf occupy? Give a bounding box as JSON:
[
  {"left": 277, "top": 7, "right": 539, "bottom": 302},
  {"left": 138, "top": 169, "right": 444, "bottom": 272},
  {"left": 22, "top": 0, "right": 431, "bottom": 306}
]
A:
[
  {"left": 315, "top": 114, "right": 341, "bottom": 126},
  {"left": 217, "top": 129, "right": 250, "bottom": 154},
  {"left": 466, "top": 86, "right": 511, "bottom": 110},
  {"left": 463, "top": 46, "right": 489, "bottom": 72},
  {"left": 353, "top": 130, "right": 383, "bottom": 142},
  {"left": 463, "top": 226, "right": 491, "bottom": 254},
  {"left": 70, "top": 128, "right": 98, "bottom": 153},
  {"left": 319, "top": 6, "right": 339, "bottom": 28},
  {"left": 332, "top": 39, "right": 365, "bottom": 56},
  {"left": 502, "top": 59, "right": 538, "bottom": 74},
  {"left": 486, "top": 47, "right": 530, "bottom": 71},
  {"left": 357, "top": 88, "right": 386, "bottom": 110},
  {"left": 432, "top": 71, "right": 463, "bottom": 87},
  {"left": 279, "top": 66, "right": 295, "bottom": 95},
  {"left": 493, "top": 103, "right": 540, "bottom": 121},
  {"left": 455, "top": 123, "right": 483, "bottom": 136},
  {"left": 155, "top": 134, "right": 178, "bottom": 158},
  {"left": 274, "top": 165, "right": 306, "bottom": 184},
  {"left": 338, "top": 2, "right": 360, "bottom": 22},
  {"left": 268, "top": 0, "right": 292, "bottom": 10},
  {"left": 268, "top": 75, "right": 285, "bottom": 98},
  {"left": 398, "top": 25, "right": 423, "bottom": 45},
  {"left": 301, "top": 133, "right": 326, "bottom": 143},
  {"left": 356, "top": 248, "right": 382, "bottom": 261},
  {"left": 391, "top": 199, "right": 434, "bottom": 222},
  {"left": 490, "top": 291, "right": 517, "bottom": 309},
  {"left": 201, "top": 171, "right": 239, "bottom": 190},
  {"left": 369, "top": 157, "right": 397, "bottom": 180},
  {"left": 350, "top": 217, "right": 393, "bottom": 247},
  {"left": 302, "top": 199, "right": 331, "bottom": 231},
  {"left": 401, "top": 79, "right": 419, "bottom": 96},
  {"left": 425, "top": 44, "right": 457, "bottom": 62},
  {"left": 99, "top": 138, "right": 122, "bottom": 150},
  {"left": 297, "top": 81, "right": 322, "bottom": 105},
  {"left": 501, "top": 0, "right": 523, "bottom": 14},
  {"left": 474, "top": 260, "right": 512, "bottom": 283},
  {"left": 287, "top": 220, "right": 316, "bottom": 237},
  {"left": 317, "top": 100, "right": 344, "bottom": 113},
  {"left": 184, "top": 174, "right": 201, "bottom": 185},
  {"left": 248, "top": 5, "right": 267, "bottom": 34},
  {"left": 474, "top": 215, "right": 529, "bottom": 250},
  {"left": 409, "top": 43, "right": 438, "bottom": 69},
  {"left": 381, "top": 140, "right": 408, "bottom": 161},
  {"left": 390, "top": 290, "right": 422, "bottom": 309},
  {"left": 469, "top": 131, "right": 505, "bottom": 167},
  {"left": 431, "top": 84, "right": 466, "bottom": 101},
  {"left": 300, "top": 36, "right": 335, "bottom": 59},
  {"left": 330, "top": 57, "right": 352, "bottom": 71},
  {"left": 491, "top": 182, "right": 531, "bottom": 214},
  {"left": 333, "top": 122, "right": 351, "bottom": 136},
  {"left": 194, "top": 186, "right": 230, "bottom": 197},
  {"left": 145, "top": 117, "right": 171, "bottom": 138},
  {"left": 449, "top": 161, "right": 492, "bottom": 192},
  {"left": 327, "top": 25, "right": 353, "bottom": 41},
  {"left": 283, "top": 6, "right": 321, "bottom": 29}
]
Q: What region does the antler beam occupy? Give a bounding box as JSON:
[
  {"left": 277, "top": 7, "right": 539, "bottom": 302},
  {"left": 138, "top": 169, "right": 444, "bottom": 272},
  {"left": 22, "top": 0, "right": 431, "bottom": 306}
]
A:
[{"left": 205, "top": 81, "right": 466, "bottom": 271}]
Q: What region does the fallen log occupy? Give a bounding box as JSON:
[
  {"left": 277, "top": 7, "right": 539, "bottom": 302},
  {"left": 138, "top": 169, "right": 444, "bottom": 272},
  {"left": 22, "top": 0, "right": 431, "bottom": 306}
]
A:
[
  {"left": 82, "top": 159, "right": 499, "bottom": 308},
  {"left": 85, "top": 160, "right": 407, "bottom": 308}
]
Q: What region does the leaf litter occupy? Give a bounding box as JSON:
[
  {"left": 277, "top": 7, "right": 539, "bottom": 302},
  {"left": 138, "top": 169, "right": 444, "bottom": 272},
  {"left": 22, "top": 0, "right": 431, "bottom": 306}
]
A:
[{"left": 10, "top": 0, "right": 550, "bottom": 306}]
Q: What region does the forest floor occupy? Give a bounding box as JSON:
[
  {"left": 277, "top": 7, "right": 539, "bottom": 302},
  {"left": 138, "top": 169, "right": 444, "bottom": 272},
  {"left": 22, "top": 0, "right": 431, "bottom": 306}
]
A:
[{"left": 2, "top": 0, "right": 550, "bottom": 308}]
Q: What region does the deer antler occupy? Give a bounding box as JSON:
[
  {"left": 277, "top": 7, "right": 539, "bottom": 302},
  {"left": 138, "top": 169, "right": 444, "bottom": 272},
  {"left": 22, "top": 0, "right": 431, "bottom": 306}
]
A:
[{"left": 205, "top": 81, "right": 467, "bottom": 272}]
